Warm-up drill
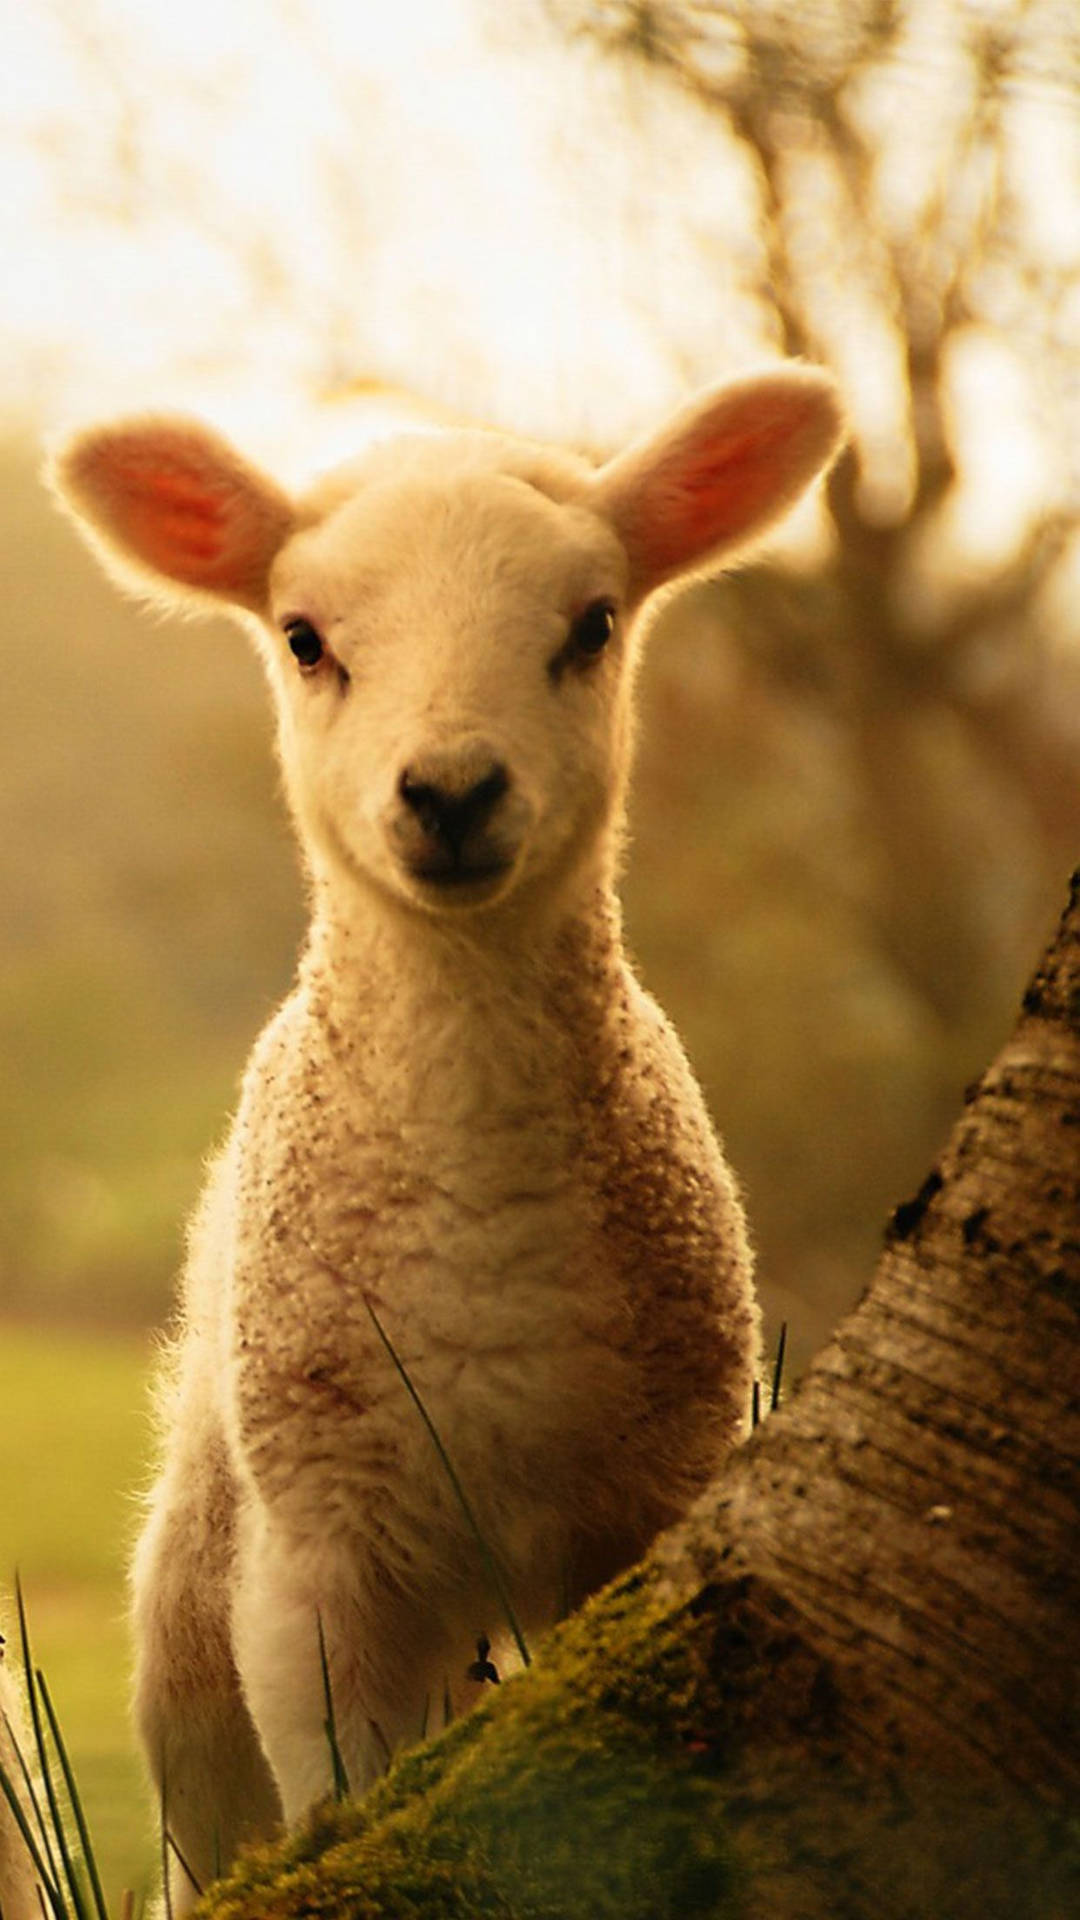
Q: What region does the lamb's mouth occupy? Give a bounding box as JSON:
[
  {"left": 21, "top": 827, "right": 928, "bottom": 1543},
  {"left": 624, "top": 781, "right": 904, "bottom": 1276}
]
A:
[{"left": 404, "top": 852, "right": 515, "bottom": 905}]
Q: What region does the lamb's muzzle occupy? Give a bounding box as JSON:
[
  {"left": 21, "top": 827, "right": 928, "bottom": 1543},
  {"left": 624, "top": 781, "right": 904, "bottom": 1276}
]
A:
[{"left": 395, "top": 750, "right": 513, "bottom": 889}]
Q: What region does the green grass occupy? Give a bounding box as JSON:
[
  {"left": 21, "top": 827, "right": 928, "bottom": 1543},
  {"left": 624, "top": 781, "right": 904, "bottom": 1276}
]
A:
[
  {"left": 1, "top": 1323, "right": 158, "bottom": 1908},
  {"left": 0, "top": 951, "right": 275, "bottom": 1327}
]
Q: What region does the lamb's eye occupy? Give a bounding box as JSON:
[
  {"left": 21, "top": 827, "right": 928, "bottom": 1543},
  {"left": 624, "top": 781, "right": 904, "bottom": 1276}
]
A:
[
  {"left": 569, "top": 599, "right": 617, "bottom": 660},
  {"left": 283, "top": 617, "right": 325, "bottom": 672}
]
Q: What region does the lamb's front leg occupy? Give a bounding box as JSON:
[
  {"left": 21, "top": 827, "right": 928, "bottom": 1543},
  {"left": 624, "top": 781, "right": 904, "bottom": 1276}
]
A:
[
  {"left": 231, "top": 1512, "right": 485, "bottom": 1820},
  {"left": 132, "top": 1448, "right": 282, "bottom": 1915}
]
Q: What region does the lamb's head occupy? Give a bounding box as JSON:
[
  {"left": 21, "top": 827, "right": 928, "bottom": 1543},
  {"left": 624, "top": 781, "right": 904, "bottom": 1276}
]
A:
[
  {"left": 50, "top": 367, "right": 843, "bottom": 922},
  {"left": 265, "top": 437, "right": 638, "bottom": 915}
]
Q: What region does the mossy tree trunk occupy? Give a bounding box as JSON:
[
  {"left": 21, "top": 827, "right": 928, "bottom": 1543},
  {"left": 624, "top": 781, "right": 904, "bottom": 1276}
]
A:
[{"left": 201, "top": 876, "right": 1080, "bottom": 1920}]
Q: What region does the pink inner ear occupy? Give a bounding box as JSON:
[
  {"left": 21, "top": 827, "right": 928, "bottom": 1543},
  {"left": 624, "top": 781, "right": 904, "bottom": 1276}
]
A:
[
  {"left": 63, "top": 421, "right": 294, "bottom": 606},
  {"left": 635, "top": 416, "right": 812, "bottom": 583},
  {"left": 611, "top": 377, "right": 842, "bottom": 593},
  {"left": 123, "top": 468, "right": 229, "bottom": 576}
]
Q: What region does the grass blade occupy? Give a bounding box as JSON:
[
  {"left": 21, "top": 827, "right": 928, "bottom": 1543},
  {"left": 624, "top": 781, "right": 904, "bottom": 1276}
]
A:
[
  {"left": 0, "top": 1743, "right": 65, "bottom": 1920},
  {"left": 770, "top": 1322, "right": 788, "bottom": 1414},
  {"left": 15, "top": 1578, "right": 86, "bottom": 1920},
  {"left": 158, "top": 1751, "right": 203, "bottom": 1909},
  {"left": 34, "top": 1674, "right": 108, "bottom": 1920},
  {"left": 12, "top": 1581, "right": 60, "bottom": 1873},
  {"left": 1, "top": 1698, "right": 62, "bottom": 1903},
  {"left": 164, "top": 1834, "right": 202, "bottom": 1903},
  {"left": 316, "top": 1614, "right": 351, "bottom": 1803},
  {"left": 363, "top": 1296, "right": 531, "bottom": 1670}
]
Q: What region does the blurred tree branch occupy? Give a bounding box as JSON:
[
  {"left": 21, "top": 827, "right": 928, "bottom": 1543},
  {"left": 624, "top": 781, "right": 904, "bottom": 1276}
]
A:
[{"left": 552, "top": 0, "right": 1080, "bottom": 1031}]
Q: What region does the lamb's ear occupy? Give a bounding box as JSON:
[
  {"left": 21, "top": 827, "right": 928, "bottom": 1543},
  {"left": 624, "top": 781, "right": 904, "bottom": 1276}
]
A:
[
  {"left": 592, "top": 365, "right": 845, "bottom": 602},
  {"left": 48, "top": 416, "right": 294, "bottom": 612}
]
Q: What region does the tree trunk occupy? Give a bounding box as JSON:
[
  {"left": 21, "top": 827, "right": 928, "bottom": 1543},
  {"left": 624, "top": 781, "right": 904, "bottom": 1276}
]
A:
[{"left": 202, "top": 876, "right": 1080, "bottom": 1920}]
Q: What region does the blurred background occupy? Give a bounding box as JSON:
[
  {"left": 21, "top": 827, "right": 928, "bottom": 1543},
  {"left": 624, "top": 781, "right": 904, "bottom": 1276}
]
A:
[{"left": 2, "top": 0, "right": 1078, "bottom": 1900}]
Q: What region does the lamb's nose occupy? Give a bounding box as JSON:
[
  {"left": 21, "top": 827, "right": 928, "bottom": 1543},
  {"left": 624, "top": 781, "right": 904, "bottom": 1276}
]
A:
[{"left": 398, "top": 761, "right": 509, "bottom": 853}]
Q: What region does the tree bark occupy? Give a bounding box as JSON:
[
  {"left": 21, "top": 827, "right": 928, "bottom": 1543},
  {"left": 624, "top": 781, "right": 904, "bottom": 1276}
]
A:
[{"left": 201, "top": 875, "right": 1080, "bottom": 1920}]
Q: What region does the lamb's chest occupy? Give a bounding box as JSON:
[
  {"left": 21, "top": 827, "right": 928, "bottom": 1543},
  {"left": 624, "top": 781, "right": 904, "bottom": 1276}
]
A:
[{"left": 225, "top": 1052, "right": 634, "bottom": 1515}]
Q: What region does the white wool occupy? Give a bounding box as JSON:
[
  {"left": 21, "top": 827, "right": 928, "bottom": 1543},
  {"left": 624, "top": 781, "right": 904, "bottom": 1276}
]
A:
[{"left": 49, "top": 363, "right": 844, "bottom": 1909}]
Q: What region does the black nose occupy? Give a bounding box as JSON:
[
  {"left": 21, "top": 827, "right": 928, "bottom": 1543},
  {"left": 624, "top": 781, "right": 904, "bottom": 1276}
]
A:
[{"left": 398, "top": 761, "right": 509, "bottom": 854}]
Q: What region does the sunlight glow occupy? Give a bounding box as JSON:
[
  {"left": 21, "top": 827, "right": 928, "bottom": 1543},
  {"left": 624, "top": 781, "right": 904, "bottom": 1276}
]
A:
[
  {"left": 942, "top": 328, "right": 1051, "bottom": 566},
  {"left": 0, "top": 0, "right": 764, "bottom": 461},
  {"left": 0, "top": 0, "right": 1076, "bottom": 575}
]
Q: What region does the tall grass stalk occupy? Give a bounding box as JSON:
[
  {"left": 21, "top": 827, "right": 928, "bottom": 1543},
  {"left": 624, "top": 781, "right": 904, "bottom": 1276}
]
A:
[
  {"left": 362, "top": 1294, "right": 531, "bottom": 1669},
  {"left": 751, "top": 1322, "right": 789, "bottom": 1431},
  {"left": 770, "top": 1321, "right": 788, "bottom": 1413},
  {"left": 0, "top": 1717, "right": 64, "bottom": 1920},
  {"left": 36, "top": 1671, "right": 109, "bottom": 1920},
  {"left": 0, "top": 1575, "right": 114, "bottom": 1920},
  {"left": 316, "top": 1614, "right": 352, "bottom": 1802}
]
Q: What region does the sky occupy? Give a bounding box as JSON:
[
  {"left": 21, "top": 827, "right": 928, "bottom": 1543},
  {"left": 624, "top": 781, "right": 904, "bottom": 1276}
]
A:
[
  {"left": 0, "top": 0, "right": 1076, "bottom": 573},
  {"left": 0, "top": 0, "right": 767, "bottom": 467}
]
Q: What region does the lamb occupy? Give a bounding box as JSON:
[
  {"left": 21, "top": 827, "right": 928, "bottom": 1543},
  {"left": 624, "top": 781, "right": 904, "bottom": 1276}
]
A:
[{"left": 50, "top": 363, "right": 843, "bottom": 1911}]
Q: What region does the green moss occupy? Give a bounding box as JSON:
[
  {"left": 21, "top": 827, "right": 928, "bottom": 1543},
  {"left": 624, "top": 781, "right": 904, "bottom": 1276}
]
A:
[
  {"left": 192, "top": 1536, "right": 1080, "bottom": 1920},
  {"left": 201, "top": 1571, "right": 744, "bottom": 1920}
]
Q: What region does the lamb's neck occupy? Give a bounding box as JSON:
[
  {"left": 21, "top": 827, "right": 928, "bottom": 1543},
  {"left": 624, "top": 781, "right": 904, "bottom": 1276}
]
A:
[{"left": 299, "top": 879, "right": 627, "bottom": 1053}]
